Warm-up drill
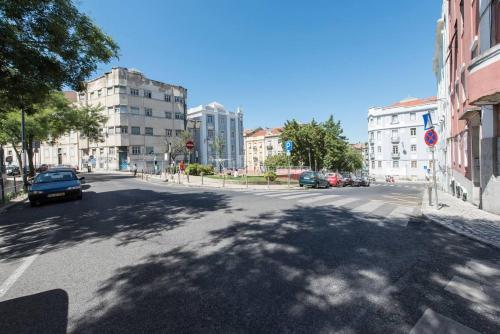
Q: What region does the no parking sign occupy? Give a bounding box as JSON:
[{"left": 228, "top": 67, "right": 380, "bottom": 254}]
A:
[{"left": 424, "top": 129, "right": 438, "bottom": 147}]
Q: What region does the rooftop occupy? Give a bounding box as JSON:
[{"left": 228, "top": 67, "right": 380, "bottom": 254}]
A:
[
  {"left": 245, "top": 127, "right": 283, "bottom": 138},
  {"left": 382, "top": 96, "right": 437, "bottom": 110}
]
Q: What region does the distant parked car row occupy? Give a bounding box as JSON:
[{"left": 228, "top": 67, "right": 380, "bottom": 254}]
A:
[{"left": 299, "top": 171, "right": 370, "bottom": 188}]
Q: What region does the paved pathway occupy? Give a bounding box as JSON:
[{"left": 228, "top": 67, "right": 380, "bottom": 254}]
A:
[{"left": 422, "top": 189, "right": 500, "bottom": 250}]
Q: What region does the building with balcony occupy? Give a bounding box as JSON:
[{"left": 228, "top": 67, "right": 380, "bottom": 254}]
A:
[
  {"left": 75, "top": 67, "right": 188, "bottom": 171},
  {"left": 244, "top": 128, "right": 283, "bottom": 173},
  {"left": 187, "top": 102, "right": 244, "bottom": 169},
  {"left": 367, "top": 97, "right": 438, "bottom": 180}
]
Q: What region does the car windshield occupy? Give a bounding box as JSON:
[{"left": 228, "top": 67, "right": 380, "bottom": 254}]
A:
[
  {"left": 302, "top": 172, "right": 315, "bottom": 177},
  {"left": 34, "top": 171, "right": 77, "bottom": 183}
]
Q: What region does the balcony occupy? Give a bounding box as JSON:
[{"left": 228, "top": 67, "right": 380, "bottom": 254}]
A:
[
  {"left": 391, "top": 136, "right": 400, "bottom": 143},
  {"left": 392, "top": 152, "right": 400, "bottom": 159},
  {"left": 369, "top": 137, "right": 375, "bottom": 143},
  {"left": 266, "top": 144, "right": 273, "bottom": 150}
]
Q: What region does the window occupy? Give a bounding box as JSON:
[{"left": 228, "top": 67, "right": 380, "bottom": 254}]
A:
[
  {"left": 97, "top": 89, "right": 102, "bottom": 97},
  {"left": 109, "top": 147, "right": 115, "bottom": 155},
  {"left": 107, "top": 106, "right": 114, "bottom": 114},
  {"left": 391, "top": 115, "right": 399, "bottom": 124},
  {"left": 460, "top": 0, "right": 464, "bottom": 35},
  {"left": 145, "top": 127, "right": 153, "bottom": 136},
  {"left": 115, "top": 85, "right": 127, "bottom": 94},
  {"left": 145, "top": 108, "right": 153, "bottom": 116},
  {"left": 175, "top": 130, "right": 182, "bottom": 137},
  {"left": 165, "top": 111, "right": 172, "bottom": 119},
  {"left": 377, "top": 117, "right": 381, "bottom": 125},
  {"left": 377, "top": 146, "right": 382, "bottom": 153},
  {"left": 377, "top": 131, "right": 381, "bottom": 140},
  {"left": 207, "top": 129, "right": 215, "bottom": 139},
  {"left": 164, "top": 94, "right": 171, "bottom": 102},
  {"left": 115, "top": 105, "right": 128, "bottom": 113},
  {"left": 174, "top": 96, "right": 183, "bottom": 103},
  {"left": 378, "top": 161, "right": 382, "bottom": 168},
  {"left": 492, "top": 0, "right": 500, "bottom": 47},
  {"left": 115, "top": 126, "right": 128, "bottom": 134},
  {"left": 393, "top": 160, "right": 399, "bottom": 168},
  {"left": 410, "top": 113, "right": 416, "bottom": 121},
  {"left": 175, "top": 112, "right": 184, "bottom": 120},
  {"left": 131, "top": 146, "right": 141, "bottom": 155},
  {"left": 107, "top": 87, "right": 113, "bottom": 95},
  {"left": 392, "top": 145, "right": 399, "bottom": 154},
  {"left": 108, "top": 126, "right": 114, "bottom": 134},
  {"left": 207, "top": 115, "right": 214, "bottom": 124},
  {"left": 369, "top": 132, "right": 374, "bottom": 140},
  {"left": 131, "top": 127, "right": 141, "bottom": 135},
  {"left": 130, "top": 88, "right": 139, "bottom": 96},
  {"left": 146, "top": 146, "right": 154, "bottom": 155},
  {"left": 165, "top": 129, "right": 172, "bottom": 137},
  {"left": 411, "top": 160, "right": 417, "bottom": 168},
  {"left": 410, "top": 128, "right": 417, "bottom": 136},
  {"left": 131, "top": 107, "right": 140, "bottom": 115},
  {"left": 392, "top": 129, "right": 398, "bottom": 138},
  {"left": 371, "top": 161, "right": 375, "bottom": 169},
  {"left": 90, "top": 91, "right": 95, "bottom": 99},
  {"left": 144, "top": 90, "right": 152, "bottom": 98},
  {"left": 411, "top": 144, "right": 417, "bottom": 152}
]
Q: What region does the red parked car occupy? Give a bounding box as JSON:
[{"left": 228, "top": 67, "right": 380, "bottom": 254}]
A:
[{"left": 325, "top": 173, "right": 344, "bottom": 187}]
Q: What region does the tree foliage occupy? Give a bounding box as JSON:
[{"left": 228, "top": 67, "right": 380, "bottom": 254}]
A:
[
  {"left": 0, "top": 92, "right": 107, "bottom": 175},
  {"left": 165, "top": 130, "right": 191, "bottom": 162},
  {"left": 264, "top": 153, "right": 289, "bottom": 171},
  {"left": 0, "top": 0, "right": 119, "bottom": 113},
  {"left": 280, "top": 116, "right": 361, "bottom": 172}
]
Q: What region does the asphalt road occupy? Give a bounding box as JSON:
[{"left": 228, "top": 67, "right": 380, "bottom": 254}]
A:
[{"left": 0, "top": 173, "right": 499, "bottom": 333}]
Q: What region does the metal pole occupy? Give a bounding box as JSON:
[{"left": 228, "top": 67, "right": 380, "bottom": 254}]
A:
[
  {"left": 13, "top": 174, "right": 17, "bottom": 194},
  {"left": 287, "top": 155, "right": 291, "bottom": 188},
  {"left": 0, "top": 170, "right": 4, "bottom": 204},
  {"left": 308, "top": 148, "right": 311, "bottom": 171},
  {"left": 21, "top": 109, "right": 27, "bottom": 189},
  {"left": 432, "top": 147, "right": 439, "bottom": 207}
]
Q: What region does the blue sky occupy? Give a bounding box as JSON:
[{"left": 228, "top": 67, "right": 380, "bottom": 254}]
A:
[{"left": 78, "top": 0, "right": 441, "bottom": 142}]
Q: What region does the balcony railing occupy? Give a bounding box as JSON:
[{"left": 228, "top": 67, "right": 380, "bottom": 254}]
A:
[
  {"left": 391, "top": 136, "right": 400, "bottom": 143},
  {"left": 392, "top": 152, "right": 400, "bottom": 159}
]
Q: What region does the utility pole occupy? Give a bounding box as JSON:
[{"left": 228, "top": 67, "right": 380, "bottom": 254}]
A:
[
  {"left": 307, "top": 148, "right": 311, "bottom": 171},
  {"left": 21, "top": 109, "right": 28, "bottom": 189},
  {"left": 431, "top": 147, "right": 439, "bottom": 207}
]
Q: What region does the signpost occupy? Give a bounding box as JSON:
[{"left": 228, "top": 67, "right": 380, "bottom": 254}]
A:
[
  {"left": 424, "top": 128, "right": 439, "bottom": 207},
  {"left": 185, "top": 140, "right": 195, "bottom": 151},
  {"left": 285, "top": 140, "right": 293, "bottom": 188}
]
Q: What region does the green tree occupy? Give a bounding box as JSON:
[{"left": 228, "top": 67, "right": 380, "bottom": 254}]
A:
[
  {"left": 264, "top": 153, "right": 289, "bottom": 171},
  {"left": 338, "top": 146, "right": 364, "bottom": 173},
  {"left": 0, "top": 92, "right": 107, "bottom": 176},
  {"left": 165, "top": 130, "right": 191, "bottom": 163},
  {"left": 0, "top": 0, "right": 119, "bottom": 113}
]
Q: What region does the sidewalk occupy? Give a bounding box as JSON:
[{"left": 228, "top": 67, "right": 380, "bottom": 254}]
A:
[{"left": 422, "top": 189, "right": 500, "bottom": 250}]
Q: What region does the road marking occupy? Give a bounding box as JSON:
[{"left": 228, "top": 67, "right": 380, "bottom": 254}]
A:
[
  {"left": 0, "top": 253, "right": 39, "bottom": 299},
  {"left": 263, "top": 192, "right": 301, "bottom": 197},
  {"left": 279, "top": 193, "right": 322, "bottom": 200},
  {"left": 324, "top": 197, "right": 358, "bottom": 207},
  {"left": 298, "top": 194, "right": 340, "bottom": 204},
  {"left": 410, "top": 308, "right": 480, "bottom": 334},
  {"left": 385, "top": 206, "right": 415, "bottom": 226},
  {"left": 251, "top": 191, "right": 286, "bottom": 196},
  {"left": 351, "top": 200, "right": 385, "bottom": 214}
]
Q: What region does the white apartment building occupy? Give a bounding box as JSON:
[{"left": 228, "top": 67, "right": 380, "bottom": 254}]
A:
[
  {"left": 367, "top": 97, "right": 438, "bottom": 180},
  {"left": 244, "top": 128, "right": 283, "bottom": 173},
  {"left": 187, "top": 102, "right": 244, "bottom": 168},
  {"left": 79, "top": 67, "right": 187, "bottom": 171}
]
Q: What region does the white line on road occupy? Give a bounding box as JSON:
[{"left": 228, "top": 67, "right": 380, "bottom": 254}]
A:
[
  {"left": 279, "top": 193, "right": 323, "bottom": 200},
  {"left": 297, "top": 194, "right": 340, "bottom": 204},
  {"left": 351, "top": 200, "right": 385, "bottom": 214},
  {"left": 0, "top": 253, "right": 39, "bottom": 299},
  {"left": 323, "top": 197, "right": 358, "bottom": 207},
  {"left": 263, "top": 192, "right": 300, "bottom": 197}
]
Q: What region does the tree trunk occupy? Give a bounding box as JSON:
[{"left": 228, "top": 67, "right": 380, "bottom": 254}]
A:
[{"left": 11, "top": 144, "right": 23, "bottom": 175}]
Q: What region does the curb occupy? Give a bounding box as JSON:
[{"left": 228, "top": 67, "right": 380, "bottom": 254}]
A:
[
  {"left": 420, "top": 191, "right": 500, "bottom": 251},
  {"left": 0, "top": 196, "right": 28, "bottom": 214}
]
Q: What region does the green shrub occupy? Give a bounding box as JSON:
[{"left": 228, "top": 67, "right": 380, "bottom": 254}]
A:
[
  {"left": 185, "top": 163, "right": 200, "bottom": 175},
  {"left": 263, "top": 171, "right": 277, "bottom": 182},
  {"left": 198, "top": 164, "right": 214, "bottom": 175}
]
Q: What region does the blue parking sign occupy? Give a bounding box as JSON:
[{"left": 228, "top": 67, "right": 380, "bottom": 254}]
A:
[{"left": 285, "top": 140, "right": 293, "bottom": 152}]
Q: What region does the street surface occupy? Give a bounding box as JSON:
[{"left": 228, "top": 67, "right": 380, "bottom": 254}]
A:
[{"left": 0, "top": 173, "right": 499, "bottom": 333}]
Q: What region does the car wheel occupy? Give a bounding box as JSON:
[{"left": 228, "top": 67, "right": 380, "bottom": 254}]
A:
[
  {"left": 77, "top": 193, "right": 83, "bottom": 200},
  {"left": 30, "top": 200, "right": 39, "bottom": 207}
]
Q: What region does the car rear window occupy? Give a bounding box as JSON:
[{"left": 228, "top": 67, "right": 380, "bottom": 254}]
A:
[
  {"left": 302, "top": 172, "right": 314, "bottom": 177},
  {"left": 34, "top": 171, "right": 76, "bottom": 183}
]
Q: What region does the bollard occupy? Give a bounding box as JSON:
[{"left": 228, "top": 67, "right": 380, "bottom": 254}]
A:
[
  {"left": 177, "top": 172, "right": 181, "bottom": 184},
  {"left": 201, "top": 172, "right": 204, "bottom": 185},
  {"left": 13, "top": 175, "right": 17, "bottom": 194},
  {"left": 187, "top": 173, "right": 190, "bottom": 183},
  {"left": 222, "top": 174, "right": 225, "bottom": 188},
  {"left": 267, "top": 176, "right": 270, "bottom": 190},
  {"left": 428, "top": 185, "right": 433, "bottom": 206},
  {"left": 246, "top": 174, "right": 248, "bottom": 188}
]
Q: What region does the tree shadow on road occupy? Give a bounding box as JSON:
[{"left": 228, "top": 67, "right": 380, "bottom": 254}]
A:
[
  {"left": 0, "top": 188, "right": 233, "bottom": 261},
  {"left": 71, "top": 205, "right": 500, "bottom": 333}
]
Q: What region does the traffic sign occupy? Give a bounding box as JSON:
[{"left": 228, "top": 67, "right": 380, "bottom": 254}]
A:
[
  {"left": 423, "top": 113, "right": 434, "bottom": 130},
  {"left": 424, "top": 129, "right": 438, "bottom": 147},
  {"left": 185, "top": 140, "right": 195, "bottom": 150},
  {"left": 285, "top": 140, "right": 293, "bottom": 152}
]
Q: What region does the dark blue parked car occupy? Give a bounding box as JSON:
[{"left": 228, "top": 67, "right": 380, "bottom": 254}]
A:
[
  {"left": 299, "top": 171, "right": 330, "bottom": 188},
  {"left": 28, "top": 170, "right": 84, "bottom": 207}
]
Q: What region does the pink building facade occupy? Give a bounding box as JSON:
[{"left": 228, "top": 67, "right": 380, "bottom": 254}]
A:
[{"left": 446, "top": 0, "right": 500, "bottom": 213}]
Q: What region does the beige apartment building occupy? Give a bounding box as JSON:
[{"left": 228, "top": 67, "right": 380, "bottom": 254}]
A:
[
  {"left": 79, "top": 67, "right": 187, "bottom": 171},
  {"left": 244, "top": 128, "right": 283, "bottom": 173}
]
